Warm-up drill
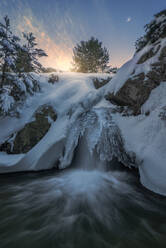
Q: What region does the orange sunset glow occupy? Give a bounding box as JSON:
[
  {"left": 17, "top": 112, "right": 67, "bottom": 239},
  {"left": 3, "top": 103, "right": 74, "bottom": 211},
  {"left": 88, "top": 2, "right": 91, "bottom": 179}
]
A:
[
  {"left": 16, "top": 15, "right": 130, "bottom": 71},
  {"left": 17, "top": 16, "right": 73, "bottom": 71}
]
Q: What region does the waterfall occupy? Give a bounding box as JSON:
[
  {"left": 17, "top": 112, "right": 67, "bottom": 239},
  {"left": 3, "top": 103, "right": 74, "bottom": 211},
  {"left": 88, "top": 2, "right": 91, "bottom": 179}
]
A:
[
  {"left": 59, "top": 107, "right": 136, "bottom": 170},
  {"left": 0, "top": 107, "right": 165, "bottom": 248}
]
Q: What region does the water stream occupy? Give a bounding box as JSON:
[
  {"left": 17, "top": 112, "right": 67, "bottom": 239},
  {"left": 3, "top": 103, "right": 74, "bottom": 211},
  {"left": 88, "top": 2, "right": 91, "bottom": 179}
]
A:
[{"left": 1, "top": 161, "right": 166, "bottom": 248}]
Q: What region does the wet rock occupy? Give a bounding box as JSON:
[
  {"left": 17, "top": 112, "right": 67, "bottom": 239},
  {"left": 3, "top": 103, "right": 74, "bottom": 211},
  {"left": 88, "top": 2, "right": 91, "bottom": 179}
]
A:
[{"left": 0, "top": 105, "right": 57, "bottom": 154}]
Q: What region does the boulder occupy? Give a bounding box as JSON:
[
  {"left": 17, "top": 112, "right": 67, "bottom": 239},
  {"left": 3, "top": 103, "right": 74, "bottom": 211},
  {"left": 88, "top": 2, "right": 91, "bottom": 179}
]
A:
[
  {"left": 0, "top": 105, "right": 57, "bottom": 154},
  {"left": 106, "top": 44, "right": 166, "bottom": 115}
]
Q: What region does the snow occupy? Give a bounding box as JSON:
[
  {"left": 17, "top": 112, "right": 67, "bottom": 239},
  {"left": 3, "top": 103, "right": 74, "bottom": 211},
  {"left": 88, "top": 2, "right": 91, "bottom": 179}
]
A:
[
  {"left": 0, "top": 86, "right": 15, "bottom": 113},
  {"left": 101, "top": 36, "right": 166, "bottom": 196},
  {"left": 115, "top": 111, "right": 166, "bottom": 196},
  {"left": 105, "top": 37, "right": 166, "bottom": 94},
  {"left": 0, "top": 69, "right": 166, "bottom": 196},
  {"left": 141, "top": 82, "right": 166, "bottom": 114},
  {"left": 0, "top": 72, "right": 111, "bottom": 173},
  {"left": 0, "top": 35, "right": 166, "bottom": 196}
]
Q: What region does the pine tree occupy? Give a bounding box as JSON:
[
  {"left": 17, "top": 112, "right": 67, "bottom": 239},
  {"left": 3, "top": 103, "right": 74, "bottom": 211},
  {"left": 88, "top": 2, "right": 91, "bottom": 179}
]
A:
[
  {"left": 135, "top": 9, "right": 166, "bottom": 52},
  {"left": 22, "top": 32, "right": 47, "bottom": 73},
  {"left": 15, "top": 49, "right": 33, "bottom": 73},
  {"left": 0, "top": 16, "right": 21, "bottom": 87},
  {"left": 0, "top": 16, "right": 48, "bottom": 116},
  {"left": 72, "top": 37, "right": 109, "bottom": 73}
]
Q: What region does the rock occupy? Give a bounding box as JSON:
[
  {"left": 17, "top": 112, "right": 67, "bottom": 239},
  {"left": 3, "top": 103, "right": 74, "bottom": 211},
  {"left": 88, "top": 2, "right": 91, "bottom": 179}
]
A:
[
  {"left": 159, "top": 46, "right": 166, "bottom": 61},
  {"left": 92, "top": 77, "right": 111, "bottom": 89},
  {"left": 159, "top": 106, "right": 166, "bottom": 120},
  {"left": 0, "top": 105, "right": 57, "bottom": 154},
  {"left": 137, "top": 49, "right": 154, "bottom": 64},
  {"left": 105, "top": 73, "right": 156, "bottom": 115},
  {"left": 48, "top": 74, "right": 59, "bottom": 84},
  {"left": 106, "top": 43, "right": 166, "bottom": 115},
  {"left": 106, "top": 75, "right": 159, "bottom": 115},
  {"left": 137, "top": 45, "right": 160, "bottom": 64}
]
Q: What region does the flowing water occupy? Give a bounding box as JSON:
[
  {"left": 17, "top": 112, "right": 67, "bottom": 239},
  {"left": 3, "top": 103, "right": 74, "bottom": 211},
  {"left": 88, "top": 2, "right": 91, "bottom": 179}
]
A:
[{"left": 1, "top": 162, "right": 166, "bottom": 248}]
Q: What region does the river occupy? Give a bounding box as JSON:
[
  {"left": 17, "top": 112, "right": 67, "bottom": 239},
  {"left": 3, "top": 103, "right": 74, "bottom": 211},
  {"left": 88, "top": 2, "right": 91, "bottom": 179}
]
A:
[{"left": 0, "top": 162, "right": 166, "bottom": 248}]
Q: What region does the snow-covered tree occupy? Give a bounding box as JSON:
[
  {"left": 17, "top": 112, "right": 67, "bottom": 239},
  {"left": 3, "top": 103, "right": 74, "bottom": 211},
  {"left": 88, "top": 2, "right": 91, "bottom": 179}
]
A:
[
  {"left": 72, "top": 37, "right": 109, "bottom": 73},
  {"left": 135, "top": 9, "right": 166, "bottom": 52},
  {"left": 0, "top": 17, "right": 47, "bottom": 116},
  {"left": 0, "top": 16, "right": 21, "bottom": 87},
  {"left": 22, "top": 32, "right": 47, "bottom": 73}
]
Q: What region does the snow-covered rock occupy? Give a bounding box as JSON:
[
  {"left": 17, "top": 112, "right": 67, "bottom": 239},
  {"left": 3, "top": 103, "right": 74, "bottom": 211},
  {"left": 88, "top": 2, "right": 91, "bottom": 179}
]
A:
[
  {"left": 104, "top": 11, "right": 166, "bottom": 195},
  {"left": 105, "top": 37, "right": 166, "bottom": 115}
]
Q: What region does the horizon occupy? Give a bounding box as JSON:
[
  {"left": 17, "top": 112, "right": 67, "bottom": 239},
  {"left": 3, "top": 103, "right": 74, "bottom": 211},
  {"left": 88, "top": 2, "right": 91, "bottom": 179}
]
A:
[{"left": 0, "top": 0, "right": 166, "bottom": 71}]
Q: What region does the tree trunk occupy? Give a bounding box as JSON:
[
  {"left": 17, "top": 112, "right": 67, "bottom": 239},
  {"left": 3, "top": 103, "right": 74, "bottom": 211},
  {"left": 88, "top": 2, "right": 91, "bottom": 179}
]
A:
[{"left": 1, "top": 63, "right": 7, "bottom": 88}]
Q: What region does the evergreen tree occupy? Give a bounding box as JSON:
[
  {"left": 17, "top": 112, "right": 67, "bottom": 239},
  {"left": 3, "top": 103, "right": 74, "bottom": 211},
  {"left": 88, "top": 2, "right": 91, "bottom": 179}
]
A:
[
  {"left": 0, "top": 16, "right": 48, "bottom": 116},
  {"left": 15, "top": 49, "right": 33, "bottom": 73},
  {"left": 72, "top": 37, "right": 109, "bottom": 73},
  {"left": 22, "top": 32, "right": 47, "bottom": 73},
  {"left": 0, "top": 16, "right": 21, "bottom": 87},
  {"left": 135, "top": 9, "right": 166, "bottom": 52}
]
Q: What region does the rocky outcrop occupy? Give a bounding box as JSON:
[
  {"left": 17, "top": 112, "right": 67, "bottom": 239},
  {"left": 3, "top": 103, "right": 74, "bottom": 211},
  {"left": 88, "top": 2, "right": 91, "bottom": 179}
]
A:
[
  {"left": 105, "top": 10, "right": 166, "bottom": 115},
  {"left": 105, "top": 44, "right": 166, "bottom": 115},
  {"left": 0, "top": 105, "right": 57, "bottom": 154}
]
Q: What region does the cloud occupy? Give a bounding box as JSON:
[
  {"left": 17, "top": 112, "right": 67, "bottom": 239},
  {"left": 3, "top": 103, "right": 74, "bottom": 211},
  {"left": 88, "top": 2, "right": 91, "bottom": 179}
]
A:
[
  {"left": 126, "top": 17, "right": 132, "bottom": 23},
  {"left": 17, "top": 16, "right": 73, "bottom": 71}
]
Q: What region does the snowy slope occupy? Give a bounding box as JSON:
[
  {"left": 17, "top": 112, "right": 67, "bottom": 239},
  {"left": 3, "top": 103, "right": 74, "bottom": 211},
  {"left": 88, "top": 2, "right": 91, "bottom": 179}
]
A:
[{"left": 0, "top": 72, "right": 111, "bottom": 173}]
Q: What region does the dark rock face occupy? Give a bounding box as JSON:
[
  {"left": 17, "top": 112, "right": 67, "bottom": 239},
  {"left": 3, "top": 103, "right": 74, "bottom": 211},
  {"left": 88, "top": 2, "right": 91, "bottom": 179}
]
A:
[
  {"left": 92, "top": 77, "right": 111, "bottom": 89},
  {"left": 159, "top": 46, "right": 166, "bottom": 61},
  {"left": 0, "top": 105, "right": 57, "bottom": 154},
  {"left": 105, "top": 45, "right": 166, "bottom": 115}
]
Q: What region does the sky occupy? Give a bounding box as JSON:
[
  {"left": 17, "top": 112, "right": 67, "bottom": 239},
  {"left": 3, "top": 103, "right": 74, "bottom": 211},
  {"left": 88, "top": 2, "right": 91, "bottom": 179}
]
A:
[{"left": 0, "top": 0, "right": 166, "bottom": 71}]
